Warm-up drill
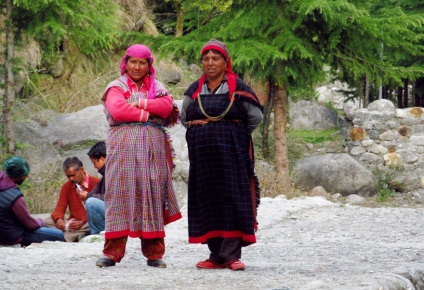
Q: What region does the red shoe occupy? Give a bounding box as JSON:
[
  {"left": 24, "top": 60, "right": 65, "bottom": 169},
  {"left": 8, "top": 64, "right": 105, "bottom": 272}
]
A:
[
  {"left": 226, "top": 259, "right": 245, "bottom": 271},
  {"left": 196, "top": 259, "right": 226, "bottom": 269}
]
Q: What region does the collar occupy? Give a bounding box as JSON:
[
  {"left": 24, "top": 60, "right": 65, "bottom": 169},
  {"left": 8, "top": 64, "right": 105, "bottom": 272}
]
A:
[
  {"left": 75, "top": 172, "right": 90, "bottom": 190},
  {"left": 126, "top": 74, "right": 145, "bottom": 92},
  {"left": 205, "top": 74, "right": 228, "bottom": 94}
]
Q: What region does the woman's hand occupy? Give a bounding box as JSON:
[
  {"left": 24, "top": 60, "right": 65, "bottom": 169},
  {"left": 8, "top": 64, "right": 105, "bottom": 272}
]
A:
[{"left": 129, "top": 101, "right": 139, "bottom": 108}]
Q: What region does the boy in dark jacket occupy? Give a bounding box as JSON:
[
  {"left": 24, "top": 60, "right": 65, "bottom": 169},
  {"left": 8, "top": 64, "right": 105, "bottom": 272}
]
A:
[{"left": 77, "top": 141, "right": 106, "bottom": 234}]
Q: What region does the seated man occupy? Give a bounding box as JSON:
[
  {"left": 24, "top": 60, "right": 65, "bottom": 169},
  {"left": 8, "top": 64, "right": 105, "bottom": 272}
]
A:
[
  {"left": 0, "top": 156, "right": 64, "bottom": 247},
  {"left": 45, "top": 157, "right": 100, "bottom": 242},
  {"left": 77, "top": 141, "right": 106, "bottom": 235}
]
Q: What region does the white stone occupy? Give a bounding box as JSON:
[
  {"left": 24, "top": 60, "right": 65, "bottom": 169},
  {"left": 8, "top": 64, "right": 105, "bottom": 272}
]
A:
[
  {"left": 346, "top": 194, "right": 366, "bottom": 204},
  {"left": 396, "top": 109, "right": 409, "bottom": 118},
  {"left": 350, "top": 146, "right": 366, "bottom": 156},
  {"left": 369, "top": 144, "right": 388, "bottom": 154},
  {"left": 361, "top": 139, "right": 374, "bottom": 147},
  {"left": 411, "top": 135, "right": 424, "bottom": 146},
  {"left": 379, "top": 130, "right": 398, "bottom": 141},
  {"left": 386, "top": 121, "right": 397, "bottom": 129},
  {"left": 367, "top": 99, "right": 395, "bottom": 112}
]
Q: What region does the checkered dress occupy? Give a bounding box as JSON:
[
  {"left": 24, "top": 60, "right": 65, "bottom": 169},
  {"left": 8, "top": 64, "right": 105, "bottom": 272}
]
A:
[
  {"left": 184, "top": 79, "right": 262, "bottom": 246},
  {"left": 102, "top": 77, "right": 181, "bottom": 240}
]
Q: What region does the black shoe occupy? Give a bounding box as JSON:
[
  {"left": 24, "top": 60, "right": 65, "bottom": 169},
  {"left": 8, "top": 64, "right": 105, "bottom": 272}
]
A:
[
  {"left": 147, "top": 259, "right": 167, "bottom": 268},
  {"left": 96, "top": 257, "right": 116, "bottom": 268}
]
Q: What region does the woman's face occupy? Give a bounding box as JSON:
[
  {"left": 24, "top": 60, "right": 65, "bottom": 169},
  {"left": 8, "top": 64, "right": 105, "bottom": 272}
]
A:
[
  {"left": 201, "top": 50, "right": 227, "bottom": 81},
  {"left": 126, "top": 57, "right": 149, "bottom": 83}
]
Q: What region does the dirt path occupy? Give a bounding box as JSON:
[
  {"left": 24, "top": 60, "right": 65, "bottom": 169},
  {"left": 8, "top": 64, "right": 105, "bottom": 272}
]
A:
[{"left": 2, "top": 196, "right": 424, "bottom": 290}]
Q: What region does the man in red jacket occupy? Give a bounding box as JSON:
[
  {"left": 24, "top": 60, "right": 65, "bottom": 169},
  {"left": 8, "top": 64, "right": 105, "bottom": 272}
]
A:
[
  {"left": 45, "top": 157, "right": 100, "bottom": 242},
  {"left": 0, "top": 156, "right": 64, "bottom": 246}
]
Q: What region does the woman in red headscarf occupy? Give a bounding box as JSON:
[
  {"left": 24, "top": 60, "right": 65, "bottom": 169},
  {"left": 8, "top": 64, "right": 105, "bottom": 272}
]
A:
[
  {"left": 96, "top": 44, "right": 181, "bottom": 269},
  {"left": 181, "top": 39, "right": 263, "bottom": 271}
]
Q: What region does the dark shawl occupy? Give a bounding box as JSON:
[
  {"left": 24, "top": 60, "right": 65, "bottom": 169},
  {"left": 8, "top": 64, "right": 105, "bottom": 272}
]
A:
[{"left": 185, "top": 77, "right": 262, "bottom": 246}]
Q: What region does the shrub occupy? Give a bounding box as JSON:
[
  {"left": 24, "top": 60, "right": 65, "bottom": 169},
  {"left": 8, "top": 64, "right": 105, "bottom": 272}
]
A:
[{"left": 373, "top": 165, "right": 404, "bottom": 202}]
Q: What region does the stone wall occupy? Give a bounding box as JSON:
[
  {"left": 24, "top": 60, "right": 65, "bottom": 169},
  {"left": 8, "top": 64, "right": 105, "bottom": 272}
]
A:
[{"left": 343, "top": 99, "right": 424, "bottom": 192}]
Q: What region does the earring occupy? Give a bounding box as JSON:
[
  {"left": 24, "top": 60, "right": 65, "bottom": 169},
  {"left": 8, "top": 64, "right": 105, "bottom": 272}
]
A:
[{"left": 146, "top": 71, "right": 151, "bottom": 76}]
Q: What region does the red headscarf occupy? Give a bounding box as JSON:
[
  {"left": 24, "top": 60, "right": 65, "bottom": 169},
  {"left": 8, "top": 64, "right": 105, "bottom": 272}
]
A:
[
  {"left": 120, "top": 44, "right": 156, "bottom": 99},
  {"left": 192, "top": 39, "right": 238, "bottom": 99}
]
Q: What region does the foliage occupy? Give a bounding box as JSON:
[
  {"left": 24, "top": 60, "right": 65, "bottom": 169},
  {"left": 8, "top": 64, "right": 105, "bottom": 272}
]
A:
[
  {"left": 148, "top": 0, "right": 424, "bottom": 101},
  {"left": 328, "top": 0, "right": 424, "bottom": 101},
  {"left": 150, "top": 0, "right": 233, "bottom": 35},
  {"left": 10, "top": 0, "right": 121, "bottom": 58},
  {"left": 287, "top": 84, "right": 319, "bottom": 102},
  {"left": 373, "top": 164, "right": 404, "bottom": 202},
  {"left": 288, "top": 128, "right": 340, "bottom": 144}
]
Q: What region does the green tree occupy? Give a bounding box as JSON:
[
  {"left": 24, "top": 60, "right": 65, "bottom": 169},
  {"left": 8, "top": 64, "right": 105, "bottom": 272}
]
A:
[
  {"left": 154, "top": 0, "right": 232, "bottom": 36},
  {"left": 0, "top": 0, "right": 120, "bottom": 153},
  {"left": 11, "top": 0, "right": 120, "bottom": 57},
  {"left": 329, "top": 0, "right": 424, "bottom": 108},
  {"left": 145, "top": 0, "right": 424, "bottom": 192}
]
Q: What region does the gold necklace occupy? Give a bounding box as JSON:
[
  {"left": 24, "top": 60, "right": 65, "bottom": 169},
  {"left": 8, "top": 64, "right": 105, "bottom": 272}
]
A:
[{"left": 198, "top": 92, "right": 235, "bottom": 121}]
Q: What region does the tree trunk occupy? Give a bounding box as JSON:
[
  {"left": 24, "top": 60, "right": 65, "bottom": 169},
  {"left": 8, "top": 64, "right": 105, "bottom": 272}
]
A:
[
  {"left": 397, "top": 87, "right": 403, "bottom": 108},
  {"left": 413, "top": 81, "right": 420, "bottom": 106},
  {"left": 3, "top": 0, "right": 16, "bottom": 154},
  {"left": 364, "top": 75, "right": 370, "bottom": 108},
  {"left": 273, "top": 82, "right": 291, "bottom": 192},
  {"left": 403, "top": 79, "right": 409, "bottom": 108},
  {"left": 173, "top": 0, "right": 184, "bottom": 37},
  {"left": 359, "top": 76, "right": 364, "bottom": 109},
  {"left": 261, "top": 78, "right": 275, "bottom": 159},
  {"left": 415, "top": 77, "right": 424, "bottom": 107}
]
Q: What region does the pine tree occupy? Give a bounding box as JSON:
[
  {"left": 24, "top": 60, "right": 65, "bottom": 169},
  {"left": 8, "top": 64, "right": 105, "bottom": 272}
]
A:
[
  {"left": 11, "top": 0, "right": 120, "bottom": 57},
  {"left": 1, "top": 0, "right": 121, "bottom": 154},
  {"left": 148, "top": 0, "right": 424, "bottom": 194}
]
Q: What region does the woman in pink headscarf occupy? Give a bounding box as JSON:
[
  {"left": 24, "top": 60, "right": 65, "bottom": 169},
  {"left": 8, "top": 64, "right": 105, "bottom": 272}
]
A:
[{"left": 96, "top": 44, "right": 181, "bottom": 269}]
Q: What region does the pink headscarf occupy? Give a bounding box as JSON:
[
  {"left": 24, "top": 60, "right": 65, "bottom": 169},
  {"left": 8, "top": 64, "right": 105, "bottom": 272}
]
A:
[{"left": 119, "top": 44, "right": 156, "bottom": 99}]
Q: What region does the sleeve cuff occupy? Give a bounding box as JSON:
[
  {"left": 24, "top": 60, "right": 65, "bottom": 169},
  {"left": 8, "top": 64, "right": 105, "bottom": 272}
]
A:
[{"left": 140, "top": 110, "right": 149, "bottom": 122}]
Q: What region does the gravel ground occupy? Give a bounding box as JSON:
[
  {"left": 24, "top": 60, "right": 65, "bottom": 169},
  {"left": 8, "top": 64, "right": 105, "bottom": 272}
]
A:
[{"left": 2, "top": 196, "right": 424, "bottom": 290}]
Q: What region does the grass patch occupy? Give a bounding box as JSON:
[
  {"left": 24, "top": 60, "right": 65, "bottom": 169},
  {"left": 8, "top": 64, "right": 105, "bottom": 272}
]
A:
[
  {"left": 373, "top": 165, "right": 404, "bottom": 203},
  {"left": 288, "top": 128, "right": 340, "bottom": 144},
  {"left": 254, "top": 127, "right": 341, "bottom": 167}
]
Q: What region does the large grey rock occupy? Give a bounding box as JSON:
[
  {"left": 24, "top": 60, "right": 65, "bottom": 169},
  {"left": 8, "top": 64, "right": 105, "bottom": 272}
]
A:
[
  {"left": 367, "top": 99, "right": 396, "bottom": 113},
  {"left": 293, "top": 153, "right": 377, "bottom": 196},
  {"left": 14, "top": 121, "right": 63, "bottom": 180},
  {"left": 39, "top": 105, "right": 108, "bottom": 149},
  {"left": 156, "top": 60, "right": 182, "bottom": 85},
  {"left": 289, "top": 100, "right": 345, "bottom": 130}
]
